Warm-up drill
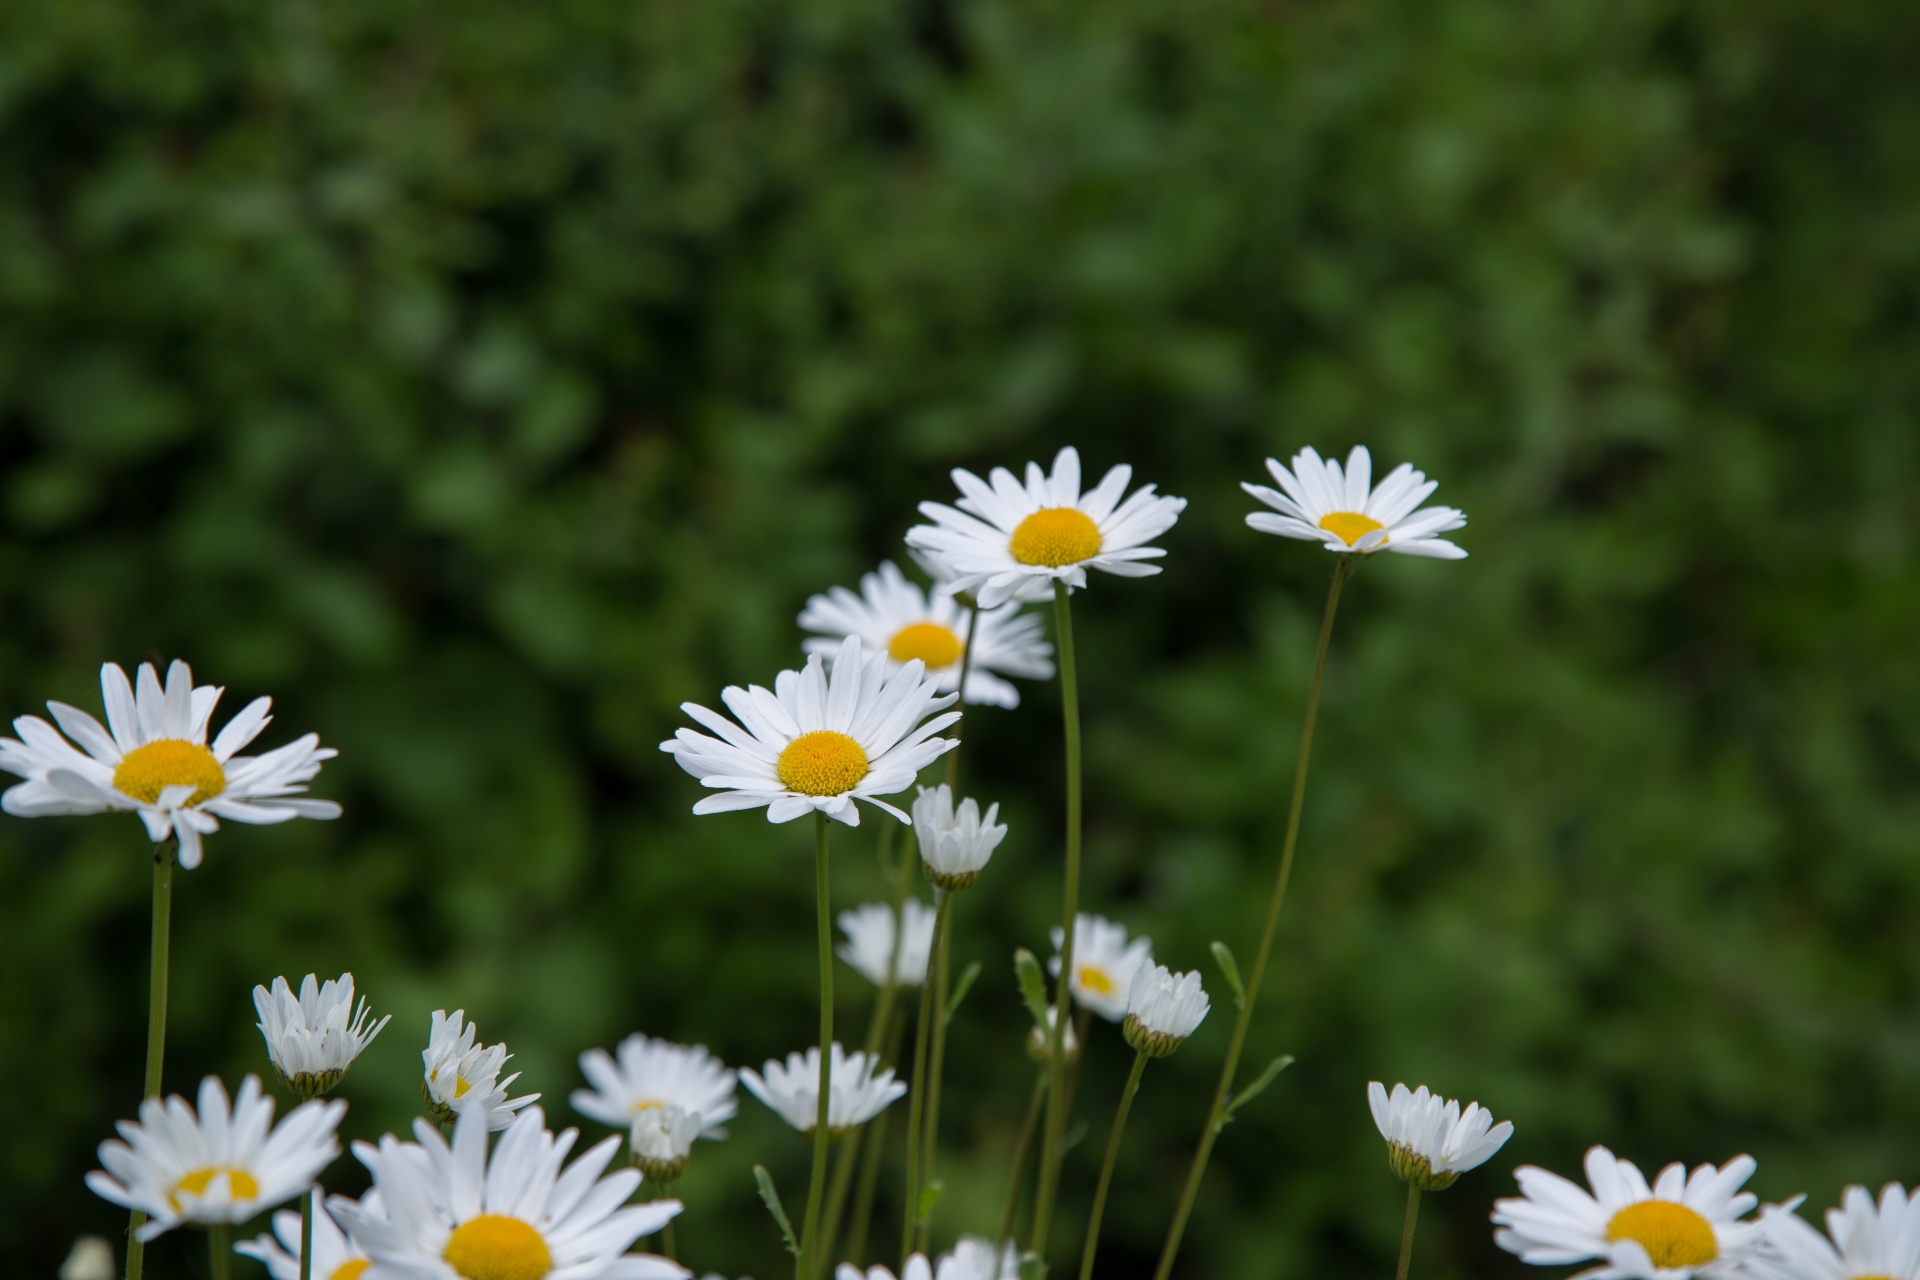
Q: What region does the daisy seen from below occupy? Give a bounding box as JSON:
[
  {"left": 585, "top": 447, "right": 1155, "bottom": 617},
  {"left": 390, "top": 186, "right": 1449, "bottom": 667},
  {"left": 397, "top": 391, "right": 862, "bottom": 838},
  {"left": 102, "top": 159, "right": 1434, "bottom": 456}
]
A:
[
  {"left": 254, "top": 972, "right": 390, "bottom": 1098},
  {"left": 86, "top": 1074, "right": 344, "bottom": 1242},
  {"left": 329, "top": 1100, "right": 687, "bottom": 1280},
  {"left": 1243, "top": 445, "right": 1467, "bottom": 559},
  {"left": 572, "top": 1033, "right": 738, "bottom": 1144},
  {"left": 799, "top": 561, "right": 1054, "bottom": 708},
  {"left": 1752, "top": 1183, "right": 1920, "bottom": 1280},
  {"left": 837, "top": 899, "right": 937, "bottom": 988},
  {"left": 905, "top": 446, "right": 1187, "bottom": 608},
  {"left": 660, "top": 636, "right": 959, "bottom": 827},
  {"left": 1048, "top": 914, "right": 1153, "bottom": 1022},
  {"left": 422, "top": 1010, "right": 538, "bottom": 1130},
  {"left": 0, "top": 659, "right": 341, "bottom": 866},
  {"left": 1493, "top": 1146, "right": 1774, "bottom": 1278},
  {"left": 629, "top": 1104, "right": 702, "bottom": 1183},
  {"left": 237, "top": 1189, "right": 370, "bottom": 1280},
  {"left": 1122, "top": 965, "right": 1210, "bottom": 1058},
  {"left": 913, "top": 783, "right": 1006, "bottom": 891},
  {"left": 1368, "top": 1082, "right": 1513, "bottom": 1191},
  {"left": 741, "top": 1043, "right": 907, "bottom": 1138}
]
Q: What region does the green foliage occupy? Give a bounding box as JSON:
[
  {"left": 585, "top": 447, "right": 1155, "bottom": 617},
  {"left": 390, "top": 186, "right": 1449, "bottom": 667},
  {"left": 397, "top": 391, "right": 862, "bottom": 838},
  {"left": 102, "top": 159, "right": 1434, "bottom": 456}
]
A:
[{"left": 0, "top": 0, "right": 1916, "bottom": 1275}]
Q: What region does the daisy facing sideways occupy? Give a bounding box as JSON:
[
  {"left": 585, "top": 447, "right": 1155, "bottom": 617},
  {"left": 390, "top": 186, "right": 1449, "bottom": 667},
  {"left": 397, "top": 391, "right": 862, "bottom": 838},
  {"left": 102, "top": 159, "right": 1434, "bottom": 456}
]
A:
[
  {"left": 571, "top": 1033, "right": 738, "bottom": 1142},
  {"left": 253, "top": 972, "right": 390, "bottom": 1098},
  {"left": 422, "top": 1010, "right": 539, "bottom": 1130},
  {"left": 1752, "top": 1183, "right": 1920, "bottom": 1280},
  {"left": 238, "top": 1189, "right": 370, "bottom": 1280},
  {"left": 741, "top": 1043, "right": 907, "bottom": 1138},
  {"left": 837, "top": 899, "right": 938, "bottom": 988},
  {"left": 1243, "top": 445, "right": 1467, "bottom": 559},
  {"left": 1366, "top": 1081, "right": 1512, "bottom": 1191},
  {"left": 0, "top": 660, "right": 340, "bottom": 866},
  {"left": 1048, "top": 914, "right": 1153, "bottom": 1023}
]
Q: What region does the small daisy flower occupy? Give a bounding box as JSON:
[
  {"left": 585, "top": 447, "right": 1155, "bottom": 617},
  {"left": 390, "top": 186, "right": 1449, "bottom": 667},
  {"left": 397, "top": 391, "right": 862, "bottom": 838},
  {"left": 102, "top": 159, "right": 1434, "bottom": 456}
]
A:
[
  {"left": 1493, "top": 1145, "right": 1774, "bottom": 1278},
  {"left": 85, "top": 1075, "right": 344, "bottom": 1242},
  {"left": 905, "top": 446, "right": 1188, "bottom": 608},
  {"left": 914, "top": 784, "right": 1006, "bottom": 892},
  {"left": 59, "top": 1237, "right": 116, "bottom": 1280},
  {"left": 741, "top": 1044, "right": 906, "bottom": 1138},
  {"left": 660, "top": 636, "right": 960, "bottom": 827},
  {"left": 838, "top": 899, "right": 937, "bottom": 988},
  {"left": 573, "top": 1033, "right": 738, "bottom": 1143},
  {"left": 935, "top": 1235, "right": 1021, "bottom": 1280},
  {"left": 838, "top": 1260, "right": 933, "bottom": 1280},
  {"left": 1122, "top": 965, "right": 1209, "bottom": 1058},
  {"left": 800, "top": 561, "right": 1055, "bottom": 709},
  {"left": 1367, "top": 1082, "right": 1512, "bottom": 1191},
  {"left": 1025, "top": 1005, "right": 1081, "bottom": 1066},
  {"left": 0, "top": 660, "right": 341, "bottom": 868},
  {"left": 253, "top": 972, "right": 390, "bottom": 1098},
  {"left": 330, "top": 1101, "right": 687, "bottom": 1280},
  {"left": 237, "top": 1189, "right": 371, "bottom": 1280},
  {"left": 1243, "top": 446, "right": 1467, "bottom": 559},
  {"left": 1753, "top": 1183, "right": 1920, "bottom": 1280},
  {"left": 421, "top": 1010, "right": 538, "bottom": 1130},
  {"left": 630, "top": 1104, "right": 702, "bottom": 1184},
  {"left": 1048, "top": 914, "right": 1153, "bottom": 1022}
]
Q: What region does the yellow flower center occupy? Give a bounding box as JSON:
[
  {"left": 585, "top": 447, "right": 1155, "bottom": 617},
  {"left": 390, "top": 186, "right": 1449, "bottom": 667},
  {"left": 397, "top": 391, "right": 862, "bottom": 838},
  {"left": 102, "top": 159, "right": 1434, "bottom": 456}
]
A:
[
  {"left": 776, "top": 730, "right": 869, "bottom": 797},
  {"left": 113, "top": 739, "right": 226, "bottom": 806},
  {"left": 1010, "top": 507, "right": 1102, "bottom": 567},
  {"left": 331, "top": 1263, "right": 372, "bottom": 1280},
  {"left": 1317, "top": 511, "right": 1386, "bottom": 547},
  {"left": 1605, "top": 1201, "right": 1718, "bottom": 1269},
  {"left": 444, "top": 1214, "right": 553, "bottom": 1280},
  {"left": 887, "top": 621, "right": 964, "bottom": 669},
  {"left": 1076, "top": 965, "right": 1116, "bottom": 997},
  {"left": 170, "top": 1166, "right": 259, "bottom": 1209},
  {"left": 629, "top": 1097, "right": 665, "bottom": 1114}
]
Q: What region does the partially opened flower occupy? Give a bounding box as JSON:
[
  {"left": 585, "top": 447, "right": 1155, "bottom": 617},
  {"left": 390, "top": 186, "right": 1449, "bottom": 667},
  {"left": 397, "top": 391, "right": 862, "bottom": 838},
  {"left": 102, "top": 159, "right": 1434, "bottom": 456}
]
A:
[
  {"left": 1753, "top": 1183, "right": 1920, "bottom": 1280},
  {"left": 0, "top": 660, "right": 341, "bottom": 867},
  {"left": 630, "top": 1104, "right": 702, "bottom": 1184},
  {"left": 742, "top": 1044, "right": 906, "bottom": 1138},
  {"left": 800, "top": 561, "right": 1054, "bottom": 708},
  {"left": 1123, "top": 965, "right": 1209, "bottom": 1057},
  {"left": 85, "top": 1075, "right": 344, "bottom": 1242},
  {"left": 906, "top": 446, "right": 1187, "bottom": 608},
  {"left": 660, "top": 637, "right": 959, "bottom": 827},
  {"left": 837, "top": 899, "right": 937, "bottom": 988},
  {"left": 1243, "top": 446, "right": 1466, "bottom": 559},
  {"left": 572, "top": 1033, "right": 738, "bottom": 1143},
  {"left": 421, "top": 1010, "right": 538, "bottom": 1130},
  {"left": 1367, "top": 1082, "right": 1512, "bottom": 1191},
  {"left": 254, "top": 973, "right": 390, "bottom": 1098},
  {"left": 1048, "top": 914, "right": 1153, "bottom": 1022},
  {"left": 914, "top": 784, "right": 1007, "bottom": 891},
  {"left": 237, "top": 1189, "right": 370, "bottom": 1280}
]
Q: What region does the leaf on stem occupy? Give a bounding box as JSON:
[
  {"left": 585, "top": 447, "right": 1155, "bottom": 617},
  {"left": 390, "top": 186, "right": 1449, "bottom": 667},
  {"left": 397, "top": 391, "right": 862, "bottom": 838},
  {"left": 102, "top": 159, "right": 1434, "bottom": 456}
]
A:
[
  {"left": 916, "top": 1180, "right": 946, "bottom": 1222},
  {"left": 1017, "top": 1253, "right": 1049, "bottom": 1280},
  {"left": 1210, "top": 941, "right": 1245, "bottom": 1008},
  {"left": 1213, "top": 1055, "right": 1295, "bottom": 1134},
  {"left": 753, "top": 1164, "right": 799, "bottom": 1256},
  {"left": 946, "top": 960, "right": 983, "bottom": 1021},
  {"left": 1014, "top": 948, "right": 1049, "bottom": 1028}
]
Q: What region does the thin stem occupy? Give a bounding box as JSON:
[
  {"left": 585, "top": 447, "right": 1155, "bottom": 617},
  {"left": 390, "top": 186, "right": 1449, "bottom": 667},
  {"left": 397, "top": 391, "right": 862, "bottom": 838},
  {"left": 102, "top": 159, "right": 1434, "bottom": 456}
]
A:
[
  {"left": 1395, "top": 1183, "right": 1422, "bottom": 1280},
  {"left": 900, "top": 892, "right": 952, "bottom": 1263},
  {"left": 300, "top": 1190, "right": 314, "bottom": 1280},
  {"left": 126, "top": 839, "right": 175, "bottom": 1280},
  {"left": 815, "top": 961, "right": 905, "bottom": 1278},
  {"left": 1078, "top": 1051, "right": 1150, "bottom": 1280},
  {"left": 1153, "top": 559, "right": 1351, "bottom": 1280},
  {"left": 797, "top": 813, "right": 836, "bottom": 1280},
  {"left": 208, "top": 1223, "right": 232, "bottom": 1280},
  {"left": 845, "top": 1004, "right": 909, "bottom": 1267},
  {"left": 1032, "top": 580, "right": 1082, "bottom": 1261},
  {"left": 945, "top": 602, "right": 980, "bottom": 790},
  {"left": 996, "top": 1070, "right": 1050, "bottom": 1249},
  {"left": 915, "top": 890, "right": 958, "bottom": 1254},
  {"left": 664, "top": 1217, "right": 680, "bottom": 1264}
]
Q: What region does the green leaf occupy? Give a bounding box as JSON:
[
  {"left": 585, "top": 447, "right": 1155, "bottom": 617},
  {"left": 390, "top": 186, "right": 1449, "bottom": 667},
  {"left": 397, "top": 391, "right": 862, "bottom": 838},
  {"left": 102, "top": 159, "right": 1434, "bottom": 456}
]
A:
[
  {"left": 1210, "top": 941, "right": 1245, "bottom": 1008},
  {"left": 1014, "top": 948, "right": 1050, "bottom": 1028},
  {"left": 753, "top": 1165, "right": 799, "bottom": 1256},
  {"left": 1061, "top": 1118, "right": 1089, "bottom": 1156},
  {"left": 1214, "top": 1055, "right": 1295, "bottom": 1134},
  {"left": 946, "top": 960, "right": 983, "bottom": 1021},
  {"left": 917, "top": 1179, "right": 947, "bottom": 1221}
]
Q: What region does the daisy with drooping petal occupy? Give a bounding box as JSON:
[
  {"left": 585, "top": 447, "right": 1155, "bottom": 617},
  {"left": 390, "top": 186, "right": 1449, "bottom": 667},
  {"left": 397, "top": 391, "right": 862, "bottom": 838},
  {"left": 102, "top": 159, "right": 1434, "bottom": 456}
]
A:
[
  {"left": 254, "top": 972, "right": 391, "bottom": 1098},
  {"left": 1751, "top": 1183, "right": 1920, "bottom": 1280},
  {"left": 1243, "top": 446, "right": 1467, "bottom": 559},
  {"left": 837, "top": 899, "right": 937, "bottom": 988},
  {"left": 85, "top": 1075, "right": 344, "bottom": 1242},
  {"left": 905, "top": 446, "right": 1188, "bottom": 608},
  {"left": 800, "top": 561, "right": 1055, "bottom": 709},
  {"left": 1123, "top": 965, "right": 1210, "bottom": 1058},
  {"left": 237, "top": 1189, "right": 371, "bottom": 1280},
  {"left": 572, "top": 1033, "right": 738, "bottom": 1143},
  {"left": 421, "top": 1010, "right": 538, "bottom": 1130},
  {"left": 0, "top": 660, "right": 341, "bottom": 867},
  {"left": 1493, "top": 1145, "right": 1775, "bottom": 1278},
  {"left": 1367, "top": 1082, "right": 1512, "bottom": 1191},
  {"left": 330, "top": 1101, "right": 688, "bottom": 1280},
  {"left": 661, "top": 637, "right": 959, "bottom": 827},
  {"left": 913, "top": 784, "right": 1006, "bottom": 891},
  {"left": 742, "top": 1044, "right": 906, "bottom": 1138},
  {"left": 1048, "top": 914, "right": 1153, "bottom": 1022}
]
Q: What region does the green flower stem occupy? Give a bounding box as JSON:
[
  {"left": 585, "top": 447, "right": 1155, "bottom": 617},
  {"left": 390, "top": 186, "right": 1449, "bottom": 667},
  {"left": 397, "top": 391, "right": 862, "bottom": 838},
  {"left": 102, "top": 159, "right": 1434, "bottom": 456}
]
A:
[
  {"left": 845, "top": 1004, "right": 909, "bottom": 1267},
  {"left": 797, "top": 813, "right": 837, "bottom": 1280},
  {"left": 945, "top": 602, "right": 980, "bottom": 790},
  {"left": 1395, "top": 1183, "right": 1422, "bottom": 1280},
  {"left": 126, "top": 839, "right": 175, "bottom": 1280},
  {"left": 300, "top": 1190, "right": 314, "bottom": 1280},
  {"left": 1153, "top": 558, "right": 1352, "bottom": 1280},
  {"left": 914, "top": 889, "right": 958, "bottom": 1255},
  {"left": 663, "top": 1217, "right": 680, "bottom": 1264},
  {"left": 996, "top": 1069, "right": 1050, "bottom": 1248},
  {"left": 209, "top": 1224, "right": 232, "bottom": 1280},
  {"left": 900, "top": 891, "right": 953, "bottom": 1262},
  {"left": 1032, "top": 580, "right": 1082, "bottom": 1261},
  {"left": 1078, "top": 1050, "right": 1150, "bottom": 1280},
  {"left": 815, "top": 938, "right": 909, "bottom": 1279}
]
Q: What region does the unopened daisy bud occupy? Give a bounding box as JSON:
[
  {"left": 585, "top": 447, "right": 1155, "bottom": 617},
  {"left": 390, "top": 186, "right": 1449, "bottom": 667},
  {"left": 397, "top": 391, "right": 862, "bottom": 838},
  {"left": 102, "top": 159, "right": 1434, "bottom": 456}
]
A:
[
  {"left": 59, "top": 1237, "right": 115, "bottom": 1280},
  {"left": 914, "top": 784, "right": 1006, "bottom": 891},
  {"left": 630, "top": 1103, "right": 701, "bottom": 1184},
  {"left": 1122, "top": 965, "right": 1209, "bottom": 1058},
  {"left": 1025, "top": 1006, "right": 1080, "bottom": 1067},
  {"left": 253, "top": 972, "right": 389, "bottom": 1098},
  {"left": 420, "top": 1009, "right": 538, "bottom": 1130},
  {"left": 1368, "top": 1081, "right": 1512, "bottom": 1191},
  {"left": 741, "top": 1043, "right": 906, "bottom": 1139}
]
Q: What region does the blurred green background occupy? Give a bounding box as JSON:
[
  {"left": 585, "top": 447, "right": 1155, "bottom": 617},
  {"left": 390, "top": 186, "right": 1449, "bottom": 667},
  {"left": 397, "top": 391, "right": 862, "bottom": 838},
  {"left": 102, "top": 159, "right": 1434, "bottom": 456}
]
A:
[{"left": 2, "top": 0, "right": 1917, "bottom": 1274}]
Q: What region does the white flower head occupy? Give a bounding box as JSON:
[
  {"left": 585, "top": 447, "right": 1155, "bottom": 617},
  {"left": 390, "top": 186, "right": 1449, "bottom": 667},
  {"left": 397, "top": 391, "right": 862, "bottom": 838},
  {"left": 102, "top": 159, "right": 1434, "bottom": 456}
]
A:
[
  {"left": 838, "top": 1261, "right": 933, "bottom": 1280},
  {"left": 237, "top": 1189, "right": 370, "bottom": 1280},
  {"left": 935, "top": 1235, "right": 1021, "bottom": 1280},
  {"left": 1367, "top": 1082, "right": 1512, "bottom": 1191},
  {"left": 800, "top": 561, "right": 1055, "bottom": 709},
  {"left": 572, "top": 1033, "right": 738, "bottom": 1143},
  {"left": 913, "top": 784, "right": 1006, "bottom": 891},
  {"left": 85, "top": 1074, "right": 344, "bottom": 1242},
  {"left": 741, "top": 1043, "right": 906, "bottom": 1138},
  {"left": 1048, "top": 914, "right": 1153, "bottom": 1022},
  {"left": 838, "top": 899, "right": 937, "bottom": 988},
  {"left": 1751, "top": 1183, "right": 1920, "bottom": 1280},
  {"left": 329, "top": 1101, "right": 688, "bottom": 1280},
  {"left": 253, "top": 972, "right": 390, "bottom": 1098},
  {"left": 421, "top": 1010, "right": 538, "bottom": 1131},
  {"left": 660, "top": 637, "right": 960, "bottom": 827},
  {"left": 1493, "top": 1145, "right": 1778, "bottom": 1278},
  {"left": 1243, "top": 445, "right": 1467, "bottom": 559},
  {"left": 905, "top": 446, "right": 1187, "bottom": 608},
  {"left": 630, "top": 1104, "right": 703, "bottom": 1184},
  {"left": 0, "top": 659, "right": 342, "bottom": 868},
  {"left": 1122, "top": 965, "right": 1209, "bottom": 1058},
  {"left": 1025, "top": 1005, "right": 1081, "bottom": 1066},
  {"left": 59, "top": 1237, "right": 116, "bottom": 1280}
]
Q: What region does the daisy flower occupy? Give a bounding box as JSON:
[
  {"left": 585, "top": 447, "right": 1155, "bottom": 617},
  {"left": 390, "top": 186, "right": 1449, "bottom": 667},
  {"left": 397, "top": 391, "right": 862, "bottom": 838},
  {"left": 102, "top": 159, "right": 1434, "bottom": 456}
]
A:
[
  {"left": 913, "top": 784, "right": 1007, "bottom": 892},
  {"left": 1122, "top": 965, "right": 1210, "bottom": 1058},
  {"left": 85, "top": 1074, "right": 344, "bottom": 1242},
  {"left": 1243, "top": 445, "right": 1467, "bottom": 559},
  {"left": 1048, "top": 914, "right": 1153, "bottom": 1023},
  {"left": 329, "top": 1101, "right": 687, "bottom": 1280},
  {"left": 837, "top": 1261, "right": 932, "bottom": 1280},
  {"left": 799, "top": 561, "right": 1054, "bottom": 709},
  {"left": 1493, "top": 1145, "right": 1774, "bottom": 1277},
  {"left": 837, "top": 899, "right": 937, "bottom": 988},
  {"left": 254, "top": 972, "right": 391, "bottom": 1098},
  {"left": 741, "top": 1044, "right": 906, "bottom": 1138},
  {"left": 1025, "top": 1005, "right": 1081, "bottom": 1066},
  {"left": 59, "top": 1238, "right": 116, "bottom": 1280},
  {"left": 905, "top": 446, "right": 1187, "bottom": 608},
  {"left": 660, "top": 636, "right": 959, "bottom": 827},
  {"left": 1752, "top": 1183, "right": 1920, "bottom": 1280},
  {"left": 935, "top": 1235, "right": 1021, "bottom": 1280},
  {"left": 629, "top": 1104, "right": 702, "bottom": 1184},
  {"left": 422, "top": 1010, "right": 538, "bottom": 1131},
  {"left": 237, "top": 1189, "right": 371, "bottom": 1280},
  {"left": 0, "top": 659, "right": 341, "bottom": 867},
  {"left": 1367, "top": 1082, "right": 1512, "bottom": 1191},
  {"left": 572, "top": 1034, "right": 738, "bottom": 1143}
]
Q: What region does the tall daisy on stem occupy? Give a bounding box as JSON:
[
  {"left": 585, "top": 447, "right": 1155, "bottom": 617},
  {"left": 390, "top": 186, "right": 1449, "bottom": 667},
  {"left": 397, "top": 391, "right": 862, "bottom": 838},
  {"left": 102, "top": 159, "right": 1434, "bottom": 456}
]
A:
[
  {"left": 1368, "top": 1082, "right": 1512, "bottom": 1280},
  {"left": 1153, "top": 447, "right": 1466, "bottom": 1280}
]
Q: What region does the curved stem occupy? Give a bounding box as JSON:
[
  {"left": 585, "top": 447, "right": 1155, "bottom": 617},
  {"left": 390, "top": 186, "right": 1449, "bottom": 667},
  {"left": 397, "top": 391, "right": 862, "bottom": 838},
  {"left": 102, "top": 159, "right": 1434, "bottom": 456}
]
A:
[
  {"left": 1078, "top": 1051, "right": 1150, "bottom": 1280},
  {"left": 997, "top": 1069, "right": 1050, "bottom": 1249},
  {"left": 1153, "top": 559, "right": 1350, "bottom": 1280},
  {"left": 208, "top": 1223, "right": 232, "bottom": 1280},
  {"left": 900, "top": 892, "right": 952, "bottom": 1262},
  {"left": 914, "top": 891, "right": 958, "bottom": 1254},
  {"left": 1394, "top": 1183, "right": 1422, "bottom": 1280},
  {"left": 797, "top": 813, "right": 836, "bottom": 1280},
  {"left": 300, "top": 1189, "right": 314, "bottom": 1280},
  {"left": 126, "top": 839, "right": 175, "bottom": 1280},
  {"left": 945, "top": 602, "right": 980, "bottom": 791},
  {"left": 846, "top": 1005, "right": 909, "bottom": 1267}
]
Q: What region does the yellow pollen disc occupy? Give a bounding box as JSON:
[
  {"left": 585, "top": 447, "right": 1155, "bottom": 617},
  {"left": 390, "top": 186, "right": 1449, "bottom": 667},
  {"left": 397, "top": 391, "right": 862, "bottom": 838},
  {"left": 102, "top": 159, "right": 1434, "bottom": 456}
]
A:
[
  {"left": 331, "top": 1263, "right": 373, "bottom": 1280},
  {"left": 1317, "top": 511, "right": 1386, "bottom": 547},
  {"left": 888, "top": 621, "right": 964, "bottom": 668},
  {"left": 1076, "top": 965, "right": 1116, "bottom": 997},
  {"left": 170, "top": 1166, "right": 260, "bottom": 1209},
  {"left": 444, "top": 1214, "right": 553, "bottom": 1280},
  {"left": 777, "top": 730, "right": 870, "bottom": 797},
  {"left": 1010, "top": 507, "right": 1102, "bottom": 567},
  {"left": 113, "top": 739, "right": 226, "bottom": 807},
  {"left": 630, "top": 1097, "right": 665, "bottom": 1114},
  {"left": 1606, "top": 1201, "right": 1718, "bottom": 1269}
]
